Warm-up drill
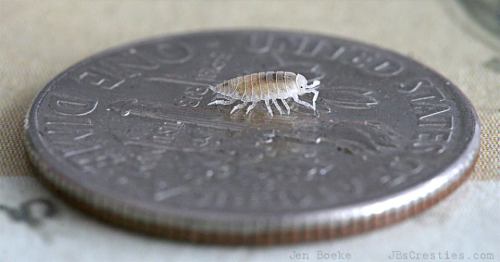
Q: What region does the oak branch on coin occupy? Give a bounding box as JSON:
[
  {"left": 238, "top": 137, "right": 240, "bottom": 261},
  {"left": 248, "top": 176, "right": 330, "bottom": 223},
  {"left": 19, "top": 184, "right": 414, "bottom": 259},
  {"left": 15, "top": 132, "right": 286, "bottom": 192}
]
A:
[{"left": 208, "top": 71, "right": 320, "bottom": 116}]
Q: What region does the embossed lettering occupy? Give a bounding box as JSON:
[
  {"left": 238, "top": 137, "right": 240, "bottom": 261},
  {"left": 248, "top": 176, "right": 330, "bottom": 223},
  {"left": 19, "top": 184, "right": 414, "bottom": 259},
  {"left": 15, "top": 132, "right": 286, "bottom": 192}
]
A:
[
  {"left": 48, "top": 94, "right": 98, "bottom": 116},
  {"left": 335, "top": 47, "right": 403, "bottom": 76},
  {"left": 294, "top": 38, "right": 330, "bottom": 57},
  {"left": 175, "top": 86, "right": 210, "bottom": 108},
  {"left": 70, "top": 149, "right": 127, "bottom": 173},
  {"left": 412, "top": 130, "right": 451, "bottom": 153},
  {"left": 328, "top": 87, "right": 378, "bottom": 109},
  {"left": 43, "top": 116, "right": 93, "bottom": 142},
  {"left": 398, "top": 78, "right": 432, "bottom": 93},
  {"left": 77, "top": 70, "right": 126, "bottom": 90},
  {"left": 155, "top": 42, "right": 193, "bottom": 64},
  {"left": 43, "top": 94, "right": 97, "bottom": 143},
  {"left": 74, "top": 42, "right": 193, "bottom": 90},
  {"left": 399, "top": 78, "right": 454, "bottom": 154},
  {"left": 246, "top": 33, "right": 403, "bottom": 76}
]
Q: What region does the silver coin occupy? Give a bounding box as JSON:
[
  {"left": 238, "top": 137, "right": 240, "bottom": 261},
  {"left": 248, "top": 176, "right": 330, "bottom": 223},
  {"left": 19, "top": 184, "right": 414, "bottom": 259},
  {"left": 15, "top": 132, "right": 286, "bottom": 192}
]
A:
[{"left": 24, "top": 30, "right": 480, "bottom": 244}]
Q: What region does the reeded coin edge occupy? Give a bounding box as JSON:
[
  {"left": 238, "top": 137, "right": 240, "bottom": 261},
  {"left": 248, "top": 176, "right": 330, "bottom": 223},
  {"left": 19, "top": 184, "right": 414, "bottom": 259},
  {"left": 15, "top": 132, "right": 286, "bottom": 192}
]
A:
[{"left": 24, "top": 128, "right": 479, "bottom": 245}]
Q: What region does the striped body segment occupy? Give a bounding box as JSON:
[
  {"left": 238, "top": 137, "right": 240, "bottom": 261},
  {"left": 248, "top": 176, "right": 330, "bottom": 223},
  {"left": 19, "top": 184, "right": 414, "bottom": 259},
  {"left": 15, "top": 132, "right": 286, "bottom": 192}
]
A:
[{"left": 213, "top": 71, "right": 298, "bottom": 102}]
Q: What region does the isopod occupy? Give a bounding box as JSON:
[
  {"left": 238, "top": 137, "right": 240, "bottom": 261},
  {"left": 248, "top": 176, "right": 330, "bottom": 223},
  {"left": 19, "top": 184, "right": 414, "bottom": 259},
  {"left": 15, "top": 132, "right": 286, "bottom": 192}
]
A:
[{"left": 207, "top": 71, "right": 320, "bottom": 116}]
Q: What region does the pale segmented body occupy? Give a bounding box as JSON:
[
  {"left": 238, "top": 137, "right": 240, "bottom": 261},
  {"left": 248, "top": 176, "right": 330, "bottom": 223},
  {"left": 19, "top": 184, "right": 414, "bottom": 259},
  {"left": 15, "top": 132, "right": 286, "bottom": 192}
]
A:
[{"left": 208, "top": 71, "right": 320, "bottom": 116}]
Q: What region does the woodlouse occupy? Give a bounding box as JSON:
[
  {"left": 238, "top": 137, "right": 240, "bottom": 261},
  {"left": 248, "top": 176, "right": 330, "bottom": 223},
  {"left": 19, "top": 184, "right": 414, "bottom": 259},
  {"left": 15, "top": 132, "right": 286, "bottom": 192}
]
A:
[{"left": 208, "top": 71, "right": 320, "bottom": 116}]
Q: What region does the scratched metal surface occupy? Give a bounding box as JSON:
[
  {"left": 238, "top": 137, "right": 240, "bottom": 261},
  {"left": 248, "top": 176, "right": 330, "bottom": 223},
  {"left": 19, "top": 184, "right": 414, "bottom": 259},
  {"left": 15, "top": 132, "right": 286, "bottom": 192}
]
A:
[{"left": 23, "top": 30, "right": 480, "bottom": 242}]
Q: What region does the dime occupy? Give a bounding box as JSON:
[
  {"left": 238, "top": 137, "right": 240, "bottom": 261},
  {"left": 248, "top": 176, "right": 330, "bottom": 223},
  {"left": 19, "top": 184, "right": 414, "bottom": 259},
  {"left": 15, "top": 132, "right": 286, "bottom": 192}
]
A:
[{"left": 24, "top": 30, "right": 480, "bottom": 244}]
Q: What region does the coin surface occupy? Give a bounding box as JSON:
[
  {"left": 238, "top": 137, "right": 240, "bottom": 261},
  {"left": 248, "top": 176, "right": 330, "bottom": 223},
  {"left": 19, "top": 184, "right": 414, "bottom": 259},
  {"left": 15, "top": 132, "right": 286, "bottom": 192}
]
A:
[{"left": 24, "top": 30, "right": 480, "bottom": 244}]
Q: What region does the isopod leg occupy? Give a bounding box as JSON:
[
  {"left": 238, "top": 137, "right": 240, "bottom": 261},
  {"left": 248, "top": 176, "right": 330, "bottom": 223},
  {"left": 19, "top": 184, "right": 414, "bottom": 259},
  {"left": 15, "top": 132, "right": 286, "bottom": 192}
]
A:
[
  {"left": 264, "top": 100, "right": 274, "bottom": 117},
  {"left": 293, "top": 96, "right": 315, "bottom": 111},
  {"left": 208, "top": 99, "right": 236, "bottom": 106},
  {"left": 309, "top": 90, "right": 319, "bottom": 110},
  {"left": 246, "top": 102, "right": 258, "bottom": 115},
  {"left": 308, "top": 80, "right": 320, "bottom": 89},
  {"left": 280, "top": 99, "right": 290, "bottom": 114},
  {"left": 230, "top": 102, "right": 248, "bottom": 114},
  {"left": 272, "top": 99, "right": 283, "bottom": 115}
]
